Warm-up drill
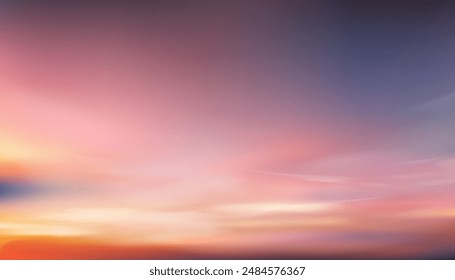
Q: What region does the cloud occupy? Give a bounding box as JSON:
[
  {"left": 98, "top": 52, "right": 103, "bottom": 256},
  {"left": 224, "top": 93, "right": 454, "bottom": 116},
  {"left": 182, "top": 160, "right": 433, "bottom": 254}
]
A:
[
  {"left": 0, "top": 222, "right": 93, "bottom": 237},
  {"left": 0, "top": 179, "right": 38, "bottom": 202},
  {"left": 40, "top": 207, "right": 222, "bottom": 244},
  {"left": 251, "top": 170, "right": 346, "bottom": 183},
  {"left": 214, "top": 202, "right": 338, "bottom": 215}
]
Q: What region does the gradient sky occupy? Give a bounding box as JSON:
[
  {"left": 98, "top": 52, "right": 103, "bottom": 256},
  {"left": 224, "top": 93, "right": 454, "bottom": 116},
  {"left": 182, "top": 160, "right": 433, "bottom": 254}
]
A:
[{"left": 1, "top": 0, "right": 455, "bottom": 259}]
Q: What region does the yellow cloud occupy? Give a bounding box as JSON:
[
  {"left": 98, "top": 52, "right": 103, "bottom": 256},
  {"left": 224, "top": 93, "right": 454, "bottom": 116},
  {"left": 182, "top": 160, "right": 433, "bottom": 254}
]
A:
[{"left": 0, "top": 133, "right": 67, "bottom": 164}]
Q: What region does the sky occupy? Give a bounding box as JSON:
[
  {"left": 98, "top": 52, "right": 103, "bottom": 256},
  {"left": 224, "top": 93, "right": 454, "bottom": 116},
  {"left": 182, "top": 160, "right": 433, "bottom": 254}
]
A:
[{"left": 0, "top": 0, "right": 455, "bottom": 259}]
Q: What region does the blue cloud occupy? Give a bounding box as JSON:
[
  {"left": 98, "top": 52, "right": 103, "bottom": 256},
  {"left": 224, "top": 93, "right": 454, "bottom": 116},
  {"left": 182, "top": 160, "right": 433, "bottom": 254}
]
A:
[{"left": 0, "top": 179, "right": 38, "bottom": 202}]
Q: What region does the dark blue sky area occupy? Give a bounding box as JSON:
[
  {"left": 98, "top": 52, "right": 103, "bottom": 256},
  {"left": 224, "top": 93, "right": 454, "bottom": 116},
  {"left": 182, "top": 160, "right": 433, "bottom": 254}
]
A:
[{"left": 0, "top": 179, "right": 37, "bottom": 202}]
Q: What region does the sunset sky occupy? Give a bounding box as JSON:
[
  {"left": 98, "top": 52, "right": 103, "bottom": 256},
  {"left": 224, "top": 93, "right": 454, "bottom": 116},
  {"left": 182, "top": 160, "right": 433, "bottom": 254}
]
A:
[{"left": 1, "top": 0, "right": 455, "bottom": 259}]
